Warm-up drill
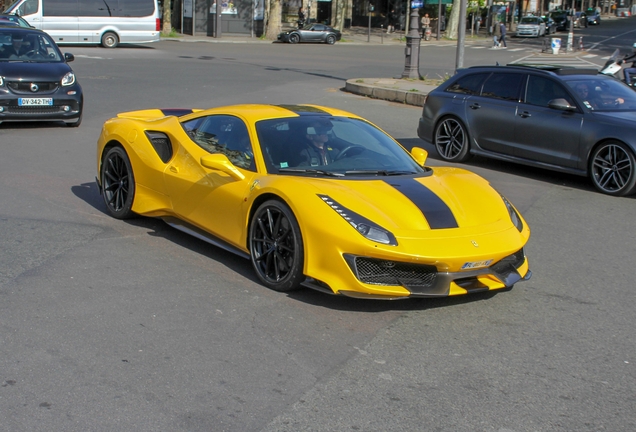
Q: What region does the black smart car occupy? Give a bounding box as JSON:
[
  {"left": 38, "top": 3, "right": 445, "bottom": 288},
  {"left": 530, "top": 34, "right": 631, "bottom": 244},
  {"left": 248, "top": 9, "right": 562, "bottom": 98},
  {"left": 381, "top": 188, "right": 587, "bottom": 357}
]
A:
[
  {"left": 0, "top": 27, "right": 83, "bottom": 127},
  {"left": 417, "top": 65, "right": 636, "bottom": 197}
]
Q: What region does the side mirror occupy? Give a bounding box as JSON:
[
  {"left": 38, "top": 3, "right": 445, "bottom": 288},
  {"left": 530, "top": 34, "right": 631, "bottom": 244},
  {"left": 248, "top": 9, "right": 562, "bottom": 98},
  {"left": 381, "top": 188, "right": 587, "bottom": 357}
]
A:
[
  {"left": 548, "top": 98, "right": 577, "bottom": 111},
  {"left": 410, "top": 146, "right": 428, "bottom": 166},
  {"left": 64, "top": 52, "right": 74, "bottom": 62},
  {"left": 201, "top": 154, "right": 245, "bottom": 180}
]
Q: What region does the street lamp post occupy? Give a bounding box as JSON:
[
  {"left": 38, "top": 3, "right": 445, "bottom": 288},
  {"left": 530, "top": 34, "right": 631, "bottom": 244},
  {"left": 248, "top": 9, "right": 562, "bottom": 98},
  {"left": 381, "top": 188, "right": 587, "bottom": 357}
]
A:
[{"left": 401, "top": 7, "right": 422, "bottom": 79}]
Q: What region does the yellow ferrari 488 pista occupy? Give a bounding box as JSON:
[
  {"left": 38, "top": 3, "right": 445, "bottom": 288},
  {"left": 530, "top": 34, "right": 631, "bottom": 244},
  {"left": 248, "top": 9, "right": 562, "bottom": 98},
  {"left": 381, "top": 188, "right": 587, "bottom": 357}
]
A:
[{"left": 96, "top": 104, "right": 531, "bottom": 299}]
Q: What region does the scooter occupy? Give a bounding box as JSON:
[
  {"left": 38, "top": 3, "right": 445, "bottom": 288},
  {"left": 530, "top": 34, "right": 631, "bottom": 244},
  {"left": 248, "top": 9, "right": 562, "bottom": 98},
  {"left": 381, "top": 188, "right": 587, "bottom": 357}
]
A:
[{"left": 599, "top": 47, "right": 636, "bottom": 88}]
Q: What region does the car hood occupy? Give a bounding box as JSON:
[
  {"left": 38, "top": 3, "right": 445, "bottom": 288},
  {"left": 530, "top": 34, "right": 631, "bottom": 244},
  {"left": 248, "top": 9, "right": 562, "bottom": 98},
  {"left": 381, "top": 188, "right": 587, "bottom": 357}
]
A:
[
  {"left": 0, "top": 61, "right": 71, "bottom": 80},
  {"left": 286, "top": 168, "right": 515, "bottom": 235}
]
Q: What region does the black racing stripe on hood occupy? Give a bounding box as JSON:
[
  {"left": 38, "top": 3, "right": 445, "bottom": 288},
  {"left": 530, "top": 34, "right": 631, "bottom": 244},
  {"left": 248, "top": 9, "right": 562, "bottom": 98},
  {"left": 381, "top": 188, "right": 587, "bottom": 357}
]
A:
[
  {"left": 276, "top": 105, "right": 331, "bottom": 115},
  {"left": 160, "top": 108, "right": 194, "bottom": 117},
  {"left": 385, "top": 178, "right": 458, "bottom": 229}
]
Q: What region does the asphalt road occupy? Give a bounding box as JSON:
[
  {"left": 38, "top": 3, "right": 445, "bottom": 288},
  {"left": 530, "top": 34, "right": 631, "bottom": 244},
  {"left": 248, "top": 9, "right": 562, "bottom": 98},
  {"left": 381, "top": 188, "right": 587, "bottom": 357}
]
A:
[{"left": 1, "top": 20, "right": 635, "bottom": 431}]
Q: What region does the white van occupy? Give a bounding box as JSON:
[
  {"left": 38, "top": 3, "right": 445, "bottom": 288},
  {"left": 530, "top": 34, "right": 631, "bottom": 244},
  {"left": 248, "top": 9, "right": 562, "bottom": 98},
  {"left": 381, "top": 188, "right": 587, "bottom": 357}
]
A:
[{"left": 3, "top": 0, "right": 161, "bottom": 48}]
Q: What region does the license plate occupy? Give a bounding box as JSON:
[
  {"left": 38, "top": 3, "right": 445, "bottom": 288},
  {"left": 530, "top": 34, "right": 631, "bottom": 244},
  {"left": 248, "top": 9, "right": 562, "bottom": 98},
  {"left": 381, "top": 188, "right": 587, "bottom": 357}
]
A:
[
  {"left": 18, "top": 98, "right": 53, "bottom": 106},
  {"left": 461, "top": 259, "right": 493, "bottom": 270}
]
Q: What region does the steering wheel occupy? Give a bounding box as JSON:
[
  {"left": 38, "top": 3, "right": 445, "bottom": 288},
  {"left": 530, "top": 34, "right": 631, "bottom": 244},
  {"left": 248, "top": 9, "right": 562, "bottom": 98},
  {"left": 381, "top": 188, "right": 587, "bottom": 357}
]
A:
[{"left": 334, "top": 145, "right": 365, "bottom": 161}]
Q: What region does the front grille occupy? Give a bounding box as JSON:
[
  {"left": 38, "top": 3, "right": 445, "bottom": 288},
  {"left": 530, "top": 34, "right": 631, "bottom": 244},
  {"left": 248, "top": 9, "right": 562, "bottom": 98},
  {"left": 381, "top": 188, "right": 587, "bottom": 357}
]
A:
[
  {"left": 7, "top": 81, "right": 59, "bottom": 95},
  {"left": 5, "top": 106, "right": 66, "bottom": 114},
  {"left": 352, "top": 257, "right": 437, "bottom": 287}
]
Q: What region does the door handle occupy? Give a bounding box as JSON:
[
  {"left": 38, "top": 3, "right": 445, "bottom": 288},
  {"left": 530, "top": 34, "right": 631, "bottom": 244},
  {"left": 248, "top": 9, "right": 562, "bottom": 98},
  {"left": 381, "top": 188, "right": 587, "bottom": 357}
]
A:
[
  {"left": 469, "top": 103, "right": 480, "bottom": 110},
  {"left": 169, "top": 166, "right": 179, "bottom": 173},
  {"left": 518, "top": 111, "right": 531, "bottom": 118}
]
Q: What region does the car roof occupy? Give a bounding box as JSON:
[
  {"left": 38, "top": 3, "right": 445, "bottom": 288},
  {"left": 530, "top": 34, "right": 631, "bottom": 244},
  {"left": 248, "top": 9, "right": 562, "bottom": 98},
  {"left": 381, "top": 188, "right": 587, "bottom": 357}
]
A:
[
  {"left": 0, "top": 26, "right": 47, "bottom": 36},
  {"left": 460, "top": 64, "right": 602, "bottom": 80}
]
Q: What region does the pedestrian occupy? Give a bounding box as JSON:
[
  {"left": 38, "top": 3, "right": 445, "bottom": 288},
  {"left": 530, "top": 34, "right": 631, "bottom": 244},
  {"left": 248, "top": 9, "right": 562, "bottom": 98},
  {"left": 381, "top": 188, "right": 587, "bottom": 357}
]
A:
[
  {"left": 421, "top": 13, "right": 431, "bottom": 38},
  {"left": 474, "top": 15, "right": 481, "bottom": 34},
  {"left": 297, "top": 6, "right": 306, "bottom": 27},
  {"left": 493, "top": 20, "right": 501, "bottom": 48},
  {"left": 387, "top": 9, "right": 396, "bottom": 33},
  {"left": 498, "top": 21, "right": 507, "bottom": 48}
]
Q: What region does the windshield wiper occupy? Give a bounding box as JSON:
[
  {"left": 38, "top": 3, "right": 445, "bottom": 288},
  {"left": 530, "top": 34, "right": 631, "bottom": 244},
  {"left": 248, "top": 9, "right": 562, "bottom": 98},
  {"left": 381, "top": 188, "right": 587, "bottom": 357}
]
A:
[
  {"left": 344, "top": 170, "right": 417, "bottom": 176},
  {"left": 278, "top": 168, "right": 344, "bottom": 177}
]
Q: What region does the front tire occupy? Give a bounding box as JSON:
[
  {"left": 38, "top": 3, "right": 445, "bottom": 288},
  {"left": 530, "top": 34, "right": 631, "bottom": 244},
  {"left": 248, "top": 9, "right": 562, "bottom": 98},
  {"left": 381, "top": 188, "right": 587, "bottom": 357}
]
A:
[
  {"left": 101, "top": 146, "right": 136, "bottom": 219},
  {"left": 101, "top": 31, "right": 119, "bottom": 48},
  {"left": 326, "top": 35, "right": 336, "bottom": 45},
  {"left": 434, "top": 117, "right": 471, "bottom": 162},
  {"left": 289, "top": 33, "right": 300, "bottom": 44},
  {"left": 589, "top": 141, "right": 636, "bottom": 196},
  {"left": 249, "top": 200, "right": 304, "bottom": 292}
]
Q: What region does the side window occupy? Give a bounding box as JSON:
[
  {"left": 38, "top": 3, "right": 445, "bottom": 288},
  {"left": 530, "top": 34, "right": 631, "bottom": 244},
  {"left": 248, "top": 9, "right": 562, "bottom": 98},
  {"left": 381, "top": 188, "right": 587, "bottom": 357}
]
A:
[
  {"left": 121, "top": 0, "right": 156, "bottom": 17},
  {"left": 481, "top": 73, "right": 524, "bottom": 101},
  {"left": 43, "top": 0, "right": 79, "bottom": 17},
  {"left": 445, "top": 72, "right": 489, "bottom": 95},
  {"left": 525, "top": 75, "right": 574, "bottom": 107},
  {"left": 79, "top": 0, "right": 113, "bottom": 17},
  {"left": 314, "top": 25, "right": 326, "bottom": 31},
  {"left": 184, "top": 115, "right": 255, "bottom": 172},
  {"left": 18, "top": 0, "right": 40, "bottom": 16}
]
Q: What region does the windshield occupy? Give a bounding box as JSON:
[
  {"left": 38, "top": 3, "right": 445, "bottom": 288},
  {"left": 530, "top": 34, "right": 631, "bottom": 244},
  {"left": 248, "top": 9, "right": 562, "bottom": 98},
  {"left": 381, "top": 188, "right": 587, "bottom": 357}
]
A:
[
  {"left": 520, "top": 17, "right": 541, "bottom": 24},
  {"left": 256, "top": 116, "right": 426, "bottom": 176},
  {"left": 0, "top": 29, "right": 63, "bottom": 62},
  {"left": 567, "top": 78, "right": 636, "bottom": 111}
]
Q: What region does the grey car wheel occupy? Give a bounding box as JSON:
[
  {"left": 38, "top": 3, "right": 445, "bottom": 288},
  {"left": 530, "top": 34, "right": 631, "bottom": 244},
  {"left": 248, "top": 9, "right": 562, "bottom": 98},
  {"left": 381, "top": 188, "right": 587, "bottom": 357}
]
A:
[
  {"left": 590, "top": 142, "right": 636, "bottom": 196},
  {"left": 289, "top": 33, "right": 300, "bottom": 44},
  {"left": 434, "top": 117, "right": 471, "bottom": 162},
  {"left": 101, "top": 31, "right": 119, "bottom": 48},
  {"left": 249, "top": 200, "right": 305, "bottom": 292},
  {"left": 326, "top": 35, "right": 336, "bottom": 44}
]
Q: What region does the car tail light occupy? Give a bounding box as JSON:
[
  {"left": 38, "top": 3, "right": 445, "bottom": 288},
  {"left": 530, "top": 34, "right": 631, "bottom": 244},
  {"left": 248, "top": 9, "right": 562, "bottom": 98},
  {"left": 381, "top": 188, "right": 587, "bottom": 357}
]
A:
[{"left": 156, "top": 18, "right": 161, "bottom": 31}]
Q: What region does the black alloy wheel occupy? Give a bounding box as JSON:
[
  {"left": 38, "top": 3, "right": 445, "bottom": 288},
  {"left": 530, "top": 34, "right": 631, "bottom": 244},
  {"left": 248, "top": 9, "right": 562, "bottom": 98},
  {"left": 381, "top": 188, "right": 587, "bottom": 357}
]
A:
[
  {"left": 589, "top": 142, "right": 636, "bottom": 196},
  {"left": 101, "top": 146, "right": 136, "bottom": 219},
  {"left": 289, "top": 33, "right": 300, "bottom": 44},
  {"left": 434, "top": 117, "right": 471, "bottom": 162},
  {"left": 326, "top": 35, "right": 336, "bottom": 44},
  {"left": 249, "top": 200, "right": 304, "bottom": 292}
]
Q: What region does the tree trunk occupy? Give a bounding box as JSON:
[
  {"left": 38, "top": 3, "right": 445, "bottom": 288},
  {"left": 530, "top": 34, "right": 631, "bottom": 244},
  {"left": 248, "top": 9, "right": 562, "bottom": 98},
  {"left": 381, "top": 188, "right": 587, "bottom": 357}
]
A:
[
  {"left": 446, "top": 0, "right": 461, "bottom": 39},
  {"left": 163, "top": 0, "right": 172, "bottom": 33},
  {"left": 265, "top": 0, "right": 282, "bottom": 40}
]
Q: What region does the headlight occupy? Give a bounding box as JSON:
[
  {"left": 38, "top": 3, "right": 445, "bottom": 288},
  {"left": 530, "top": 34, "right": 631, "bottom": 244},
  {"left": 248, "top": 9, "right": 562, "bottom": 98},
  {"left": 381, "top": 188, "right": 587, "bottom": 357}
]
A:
[
  {"left": 61, "top": 72, "right": 75, "bottom": 87},
  {"left": 318, "top": 194, "right": 398, "bottom": 246},
  {"left": 501, "top": 195, "right": 524, "bottom": 232},
  {"left": 0, "top": 76, "right": 4, "bottom": 86}
]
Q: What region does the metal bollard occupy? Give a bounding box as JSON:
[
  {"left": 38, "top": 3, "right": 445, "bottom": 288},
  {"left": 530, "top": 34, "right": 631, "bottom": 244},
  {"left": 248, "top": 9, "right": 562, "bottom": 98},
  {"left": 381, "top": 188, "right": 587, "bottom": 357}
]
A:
[{"left": 578, "top": 36, "right": 584, "bottom": 51}]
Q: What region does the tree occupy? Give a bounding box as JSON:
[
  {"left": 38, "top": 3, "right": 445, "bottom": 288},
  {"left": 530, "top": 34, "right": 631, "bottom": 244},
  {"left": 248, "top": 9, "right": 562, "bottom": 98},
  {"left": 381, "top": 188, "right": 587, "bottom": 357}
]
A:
[
  {"left": 445, "top": 0, "right": 462, "bottom": 39},
  {"left": 265, "top": 0, "right": 282, "bottom": 40},
  {"left": 162, "top": 0, "right": 172, "bottom": 33}
]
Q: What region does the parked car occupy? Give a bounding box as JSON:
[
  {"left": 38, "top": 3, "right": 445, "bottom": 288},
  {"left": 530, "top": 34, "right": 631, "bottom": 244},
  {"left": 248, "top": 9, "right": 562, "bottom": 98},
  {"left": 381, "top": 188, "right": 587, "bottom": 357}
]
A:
[
  {"left": 573, "top": 12, "right": 588, "bottom": 28},
  {"left": 0, "top": 27, "right": 83, "bottom": 127},
  {"left": 0, "top": 14, "right": 34, "bottom": 28},
  {"left": 97, "top": 104, "right": 531, "bottom": 299},
  {"left": 417, "top": 65, "right": 636, "bottom": 197},
  {"left": 586, "top": 8, "right": 601, "bottom": 24},
  {"left": 278, "top": 23, "right": 342, "bottom": 44},
  {"left": 515, "top": 16, "right": 546, "bottom": 37},
  {"left": 547, "top": 10, "right": 568, "bottom": 31},
  {"left": 541, "top": 16, "right": 558, "bottom": 34}
]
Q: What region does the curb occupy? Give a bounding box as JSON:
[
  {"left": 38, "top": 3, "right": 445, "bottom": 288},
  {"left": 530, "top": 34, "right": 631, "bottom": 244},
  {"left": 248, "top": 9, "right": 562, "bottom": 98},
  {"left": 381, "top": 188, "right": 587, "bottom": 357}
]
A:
[{"left": 344, "top": 79, "right": 435, "bottom": 107}]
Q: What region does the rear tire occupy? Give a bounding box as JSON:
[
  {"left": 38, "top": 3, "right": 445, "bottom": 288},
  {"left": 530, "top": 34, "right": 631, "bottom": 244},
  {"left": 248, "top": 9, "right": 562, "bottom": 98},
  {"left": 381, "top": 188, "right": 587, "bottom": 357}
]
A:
[
  {"left": 589, "top": 141, "right": 636, "bottom": 196},
  {"left": 101, "top": 31, "right": 119, "bottom": 48},
  {"left": 434, "top": 117, "right": 471, "bottom": 162},
  {"left": 249, "top": 200, "right": 304, "bottom": 292}
]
